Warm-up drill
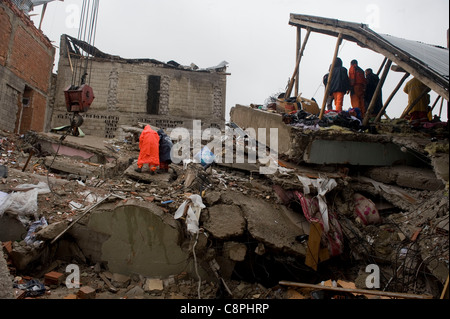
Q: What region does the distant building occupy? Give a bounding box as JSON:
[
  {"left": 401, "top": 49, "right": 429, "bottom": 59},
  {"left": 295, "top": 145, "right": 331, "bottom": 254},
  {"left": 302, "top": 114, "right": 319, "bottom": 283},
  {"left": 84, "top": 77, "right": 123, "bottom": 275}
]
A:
[
  {"left": 50, "top": 34, "right": 228, "bottom": 138},
  {"left": 0, "top": 0, "right": 55, "bottom": 134}
]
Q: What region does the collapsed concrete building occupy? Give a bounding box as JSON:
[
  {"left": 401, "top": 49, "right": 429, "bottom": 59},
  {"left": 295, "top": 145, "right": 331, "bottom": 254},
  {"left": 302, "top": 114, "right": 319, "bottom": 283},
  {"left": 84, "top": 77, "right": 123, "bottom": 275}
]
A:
[{"left": 0, "top": 8, "right": 449, "bottom": 301}]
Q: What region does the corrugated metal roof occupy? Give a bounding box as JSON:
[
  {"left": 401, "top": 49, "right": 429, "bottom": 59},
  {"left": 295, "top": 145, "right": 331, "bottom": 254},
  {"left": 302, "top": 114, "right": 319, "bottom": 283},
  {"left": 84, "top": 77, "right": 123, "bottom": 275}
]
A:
[
  {"left": 379, "top": 34, "right": 449, "bottom": 80},
  {"left": 289, "top": 14, "right": 449, "bottom": 100}
]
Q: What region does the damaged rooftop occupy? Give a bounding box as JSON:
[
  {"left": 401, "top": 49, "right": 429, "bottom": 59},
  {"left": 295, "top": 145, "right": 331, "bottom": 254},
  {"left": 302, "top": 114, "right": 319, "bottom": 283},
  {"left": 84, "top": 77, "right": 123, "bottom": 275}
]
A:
[{"left": 0, "top": 0, "right": 449, "bottom": 304}]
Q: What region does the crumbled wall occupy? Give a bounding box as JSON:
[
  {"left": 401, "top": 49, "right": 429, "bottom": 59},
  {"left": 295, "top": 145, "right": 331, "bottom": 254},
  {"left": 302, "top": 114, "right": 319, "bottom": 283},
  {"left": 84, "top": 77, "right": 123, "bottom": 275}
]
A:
[
  {"left": 50, "top": 36, "right": 227, "bottom": 138},
  {"left": 0, "top": 0, "right": 55, "bottom": 133}
]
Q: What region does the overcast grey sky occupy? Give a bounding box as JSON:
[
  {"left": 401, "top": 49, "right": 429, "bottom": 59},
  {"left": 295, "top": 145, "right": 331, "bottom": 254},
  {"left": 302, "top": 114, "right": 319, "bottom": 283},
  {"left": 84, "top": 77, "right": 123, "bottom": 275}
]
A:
[{"left": 31, "top": 0, "right": 449, "bottom": 120}]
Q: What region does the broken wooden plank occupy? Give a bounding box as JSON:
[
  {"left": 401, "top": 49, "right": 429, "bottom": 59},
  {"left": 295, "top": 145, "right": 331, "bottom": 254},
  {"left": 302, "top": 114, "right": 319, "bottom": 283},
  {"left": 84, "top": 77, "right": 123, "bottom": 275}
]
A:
[
  {"left": 294, "top": 26, "right": 301, "bottom": 97},
  {"left": 279, "top": 280, "right": 434, "bottom": 299},
  {"left": 375, "top": 72, "right": 410, "bottom": 123},
  {"left": 319, "top": 33, "right": 343, "bottom": 120},
  {"left": 285, "top": 28, "right": 311, "bottom": 98},
  {"left": 363, "top": 59, "right": 392, "bottom": 126},
  {"left": 305, "top": 222, "right": 322, "bottom": 271},
  {"left": 318, "top": 247, "right": 330, "bottom": 262},
  {"left": 441, "top": 275, "right": 449, "bottom": 299}
]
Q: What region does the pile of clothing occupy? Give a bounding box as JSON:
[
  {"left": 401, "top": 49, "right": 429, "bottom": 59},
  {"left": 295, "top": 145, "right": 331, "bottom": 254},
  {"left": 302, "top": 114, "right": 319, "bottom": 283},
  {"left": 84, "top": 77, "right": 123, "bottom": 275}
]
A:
[{"left": 282, "top": 109, "right": 363, "bottom": 131}]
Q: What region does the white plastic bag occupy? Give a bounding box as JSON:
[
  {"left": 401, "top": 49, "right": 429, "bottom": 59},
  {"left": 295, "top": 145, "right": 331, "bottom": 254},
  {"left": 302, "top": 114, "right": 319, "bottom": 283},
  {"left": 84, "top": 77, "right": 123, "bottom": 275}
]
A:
[
  {"left": 0, "top": 182, "right": 50, "bottom": 220},
  {"left": 174, "top": 194, "right": 205, "bottom": 234}
]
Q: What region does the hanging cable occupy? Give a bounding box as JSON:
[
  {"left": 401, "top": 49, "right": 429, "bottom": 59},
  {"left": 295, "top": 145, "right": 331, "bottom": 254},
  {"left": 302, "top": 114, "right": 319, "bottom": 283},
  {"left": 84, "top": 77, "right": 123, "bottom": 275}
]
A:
[{"left": 70, "top": 0, "right": 99, "bottom": 87}]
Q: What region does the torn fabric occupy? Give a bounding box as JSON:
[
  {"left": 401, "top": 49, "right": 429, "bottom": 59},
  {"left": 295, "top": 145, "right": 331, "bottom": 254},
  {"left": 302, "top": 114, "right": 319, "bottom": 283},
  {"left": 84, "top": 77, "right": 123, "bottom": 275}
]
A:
[
  {"left": 174, "top": 194, "right": 206, "bottom": 234},
  {"left": 297, "top": 176, "right": 337, "bottom": 232},
  {"left": 294, "top": 191, "right": 343, "bottom": 257}
]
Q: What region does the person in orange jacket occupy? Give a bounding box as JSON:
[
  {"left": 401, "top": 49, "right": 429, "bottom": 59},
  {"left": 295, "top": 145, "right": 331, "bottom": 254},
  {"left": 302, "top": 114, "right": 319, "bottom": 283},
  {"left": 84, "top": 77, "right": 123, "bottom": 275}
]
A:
[
  {"left": 328, "top": 57, "right": 350, "bottom": 112},
  {"left": 135, "top": 125, "right": 160, "bottom": 173},
  {"left": 348, "top": 59, "right": 367, "bottom": 116}
]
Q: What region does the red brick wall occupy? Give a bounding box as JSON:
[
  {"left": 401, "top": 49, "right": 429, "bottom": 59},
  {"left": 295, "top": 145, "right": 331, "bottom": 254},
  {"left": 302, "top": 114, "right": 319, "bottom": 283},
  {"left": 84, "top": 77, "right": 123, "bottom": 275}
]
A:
[
  {"left": 9, "top": 25, "right": 54, "bottom": 92},
  {"left": 30, "top": 91, "right": 47, "bottom": 132},
  {"left": 0, "top": 7, "right": 12, "bottom": 66},
  {"left": 0, "top": 0, "right": 55, "bottom": 133}
]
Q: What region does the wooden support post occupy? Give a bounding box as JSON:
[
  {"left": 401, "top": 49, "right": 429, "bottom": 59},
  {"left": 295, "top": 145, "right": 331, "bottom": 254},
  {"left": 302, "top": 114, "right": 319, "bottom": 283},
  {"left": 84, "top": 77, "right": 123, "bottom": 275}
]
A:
[
  {"left": 285, "top": 28, "right": 311, "bottom": 99},
  {"left": 430, "top": 95, "right": 442, "bottom": 112},
  {"left": 441, "top": 275, "right": 449, "bottom": 299},
  {"left": 294, "top": 27, "right": 301, "bottom": 97},
  {"left": 438, "top": 97, "right": 444, "bottom": 118},
  {"left": 68, "top": 51, "right": 74, "bottom": 73},
  {"left": 400, "top": 86, "right": 430, "bottom": 119},
  {"left": 279, "top": 280, "right": 434, "bottom": 299},
  {"left": 376, "top": 57, "right": 387, "bottom": 76},
  {"left": 319, "top": 33, "right": 343, "bottom": 120},
  {"left": 363, "top": 59, "right": 392, "bottom": 126},
  {"left": 38, "top": 3, "right": 48, "bottom": 30},
  {"left": 374, "top": 72, "right": 410, "bottom": 122}
]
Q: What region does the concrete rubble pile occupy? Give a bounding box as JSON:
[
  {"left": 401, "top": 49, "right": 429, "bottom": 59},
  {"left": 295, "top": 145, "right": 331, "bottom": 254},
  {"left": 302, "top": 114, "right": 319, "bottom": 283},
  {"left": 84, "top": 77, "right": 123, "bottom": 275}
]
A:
[{"left": 0, "top": 120, "right": 448, "bottom": 299}]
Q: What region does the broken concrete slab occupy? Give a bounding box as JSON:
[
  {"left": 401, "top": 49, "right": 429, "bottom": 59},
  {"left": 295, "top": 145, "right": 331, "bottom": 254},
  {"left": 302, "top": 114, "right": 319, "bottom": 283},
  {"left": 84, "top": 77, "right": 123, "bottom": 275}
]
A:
[
  {"left": 364, "top": 165, "right": 445, "bottom": 191},
  {"left": 124, "top": 163, "right": 173, "bottom": 187},
  {"left": 221, "top": 191, "right": 308, "bottom": 256},
  {"left": 202, "top": 191, "right": 221, "bottom": 206},
  {"left": 304, "top": 138, "right": 423, "bottom": 166},
  {"left": 203, "top": 205, "right": 246, "bottom": 239},
  {"left": 430, "top": 154, "right": 449, "bottom": 185},
  {"left": 36, "top": 132, "right": 117, "bottom": 164},
  {"left": 69, "top": 199, "right": 203, "bottom": 279},
  {"left": 0, "top": 213, "right": 27, "bottom": 242},
  {"left": 9, "top": 242, "right": 45, "bottom": 272},
  {"left": 44, "top": 156, "right": 104, "bottom": 179},
  {"left": 36, "top": 221, "right": 69, "bottom": 241}
]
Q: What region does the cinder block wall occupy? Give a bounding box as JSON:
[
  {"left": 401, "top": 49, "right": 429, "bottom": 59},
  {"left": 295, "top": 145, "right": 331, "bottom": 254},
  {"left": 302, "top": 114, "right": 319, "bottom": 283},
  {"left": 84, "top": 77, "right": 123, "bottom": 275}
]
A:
[
  {"left": 0, "top": 0, "right": 55, "bottom": 133},
  {"left": 51, "top": 37, "right": 227, "bottom": 138}
]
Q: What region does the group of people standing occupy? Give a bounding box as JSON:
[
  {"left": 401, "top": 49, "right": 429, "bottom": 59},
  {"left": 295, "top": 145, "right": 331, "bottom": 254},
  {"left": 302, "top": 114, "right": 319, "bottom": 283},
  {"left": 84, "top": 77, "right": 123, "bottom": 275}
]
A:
[
  {"left": 323, "top": 57, "right": 383, "bottom": 119},
  {"left": 135, "top": 125, "right": 173, "bottom": 174}
]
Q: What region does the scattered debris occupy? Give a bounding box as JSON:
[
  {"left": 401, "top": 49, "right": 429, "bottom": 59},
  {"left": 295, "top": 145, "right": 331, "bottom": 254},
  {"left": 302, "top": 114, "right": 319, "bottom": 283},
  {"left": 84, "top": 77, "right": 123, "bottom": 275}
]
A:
[{"left": 0, "top": 124, "right": 448, "bottom": 299}]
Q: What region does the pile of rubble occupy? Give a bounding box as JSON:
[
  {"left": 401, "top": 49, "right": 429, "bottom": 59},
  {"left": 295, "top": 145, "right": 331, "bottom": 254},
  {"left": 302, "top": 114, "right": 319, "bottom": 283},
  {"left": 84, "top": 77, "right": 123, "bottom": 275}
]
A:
[{"left": 0, "top": 123, "right": 448, "bottom": 300}]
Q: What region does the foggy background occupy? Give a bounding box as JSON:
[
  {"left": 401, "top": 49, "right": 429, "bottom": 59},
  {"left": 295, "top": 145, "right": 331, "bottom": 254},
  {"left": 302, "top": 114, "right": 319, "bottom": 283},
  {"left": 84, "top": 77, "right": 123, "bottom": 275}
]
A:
[{"left": 31, "top": 0, "right": 449, "bottom": 121}]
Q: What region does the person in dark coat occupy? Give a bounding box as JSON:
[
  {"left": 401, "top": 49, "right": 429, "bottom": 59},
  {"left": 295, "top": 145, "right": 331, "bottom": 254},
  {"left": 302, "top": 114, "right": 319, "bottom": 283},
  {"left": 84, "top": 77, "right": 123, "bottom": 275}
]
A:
[
  {"left": 328, "top": 57, "right": 350, "bottom": 112},
  {"left": 364, "top": 68, "right": 383, "bottom": 117},
  {"left": 157, "top": 129, "right": 173, "bottom": 173}
]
